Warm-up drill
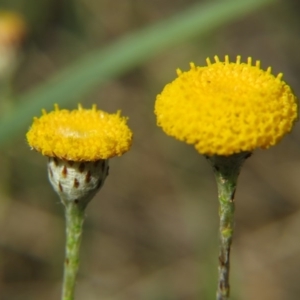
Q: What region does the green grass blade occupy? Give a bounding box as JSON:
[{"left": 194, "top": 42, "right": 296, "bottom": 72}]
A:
[{"left": 0, "top": 0, "right": 274, "bottom": 146}]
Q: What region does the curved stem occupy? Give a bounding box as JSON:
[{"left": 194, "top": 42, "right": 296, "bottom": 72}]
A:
[
  {"left": 61, "top": 202, "right": 85, "bottom": 300},
  {"left": 207, "top": 153, "right": 250, "bottom": 300}
]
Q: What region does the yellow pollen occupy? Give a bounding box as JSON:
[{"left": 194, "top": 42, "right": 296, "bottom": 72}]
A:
[
  {"left": 154, "top": 55, "right": 298, "bottom": 156},
  {"left": 26, "top": 104, "right": 133, "bottom": 161}
]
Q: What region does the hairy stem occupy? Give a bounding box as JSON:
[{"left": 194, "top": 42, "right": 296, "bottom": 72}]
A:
[
  {"left": 61, "top": 202, "right": 85, "bottom": 300},
  {"left": 207, "top": 153, "right": 250, "bottom": 300}
]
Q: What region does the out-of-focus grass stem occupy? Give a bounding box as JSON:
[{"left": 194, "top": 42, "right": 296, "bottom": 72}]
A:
[{"left": 0, "top": 0, "right": 275, "bottom": 146}]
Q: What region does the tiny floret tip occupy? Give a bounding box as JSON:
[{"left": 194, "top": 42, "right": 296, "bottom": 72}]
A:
[
  {"left": 26, "top": 105, "right": 133, "bottom": 161},
  {"left": 154, "top": 55, "right": 298, "bottom": 156}
]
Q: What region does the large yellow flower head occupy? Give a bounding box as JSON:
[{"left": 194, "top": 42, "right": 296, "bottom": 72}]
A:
[
  {"left": 155, "top": 55, "right": 298, "bottom": 156},
  {"left": 26, "top": 104, "right": 133, "bottom": 161}
]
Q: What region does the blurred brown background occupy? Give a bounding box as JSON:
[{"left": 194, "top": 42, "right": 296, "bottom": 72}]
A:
[{"left": 0, "top": 0, "right": 300, "bottom": 299}]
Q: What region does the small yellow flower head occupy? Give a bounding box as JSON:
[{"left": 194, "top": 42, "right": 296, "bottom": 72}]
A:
[
  {"left": 0, "top": 11, "right": 27, "bottom": 46},
  {"left": 155, "top": 55, "right": 298, "bottom": 156},
  {"left": 27, "top": 104, "right": 133, "bottom": 161}
]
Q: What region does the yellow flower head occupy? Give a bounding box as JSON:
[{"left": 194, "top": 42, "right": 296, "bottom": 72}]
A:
[
  {"left": 155, "top": 55, "right": 298, "bottom": 156},
  {"left": 0, "top": 11, "right": 27, "bottom": 46},
  {"left": 26, "top": 104, "right": 133, "bottom": 161}
]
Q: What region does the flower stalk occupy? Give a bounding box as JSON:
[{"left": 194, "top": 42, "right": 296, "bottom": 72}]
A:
[
  {"left": 46, "top": 157, "right": 109, "bottom": 299},
  {"left": 154, "top": 55, "right": 298, "bottom": 298},
  {"left": 26, "top": 104, "right": 133, "bottom": 300},
  {"left": 62, "top": 201, "right": 85, "bottom": 300},
  {"left": 207, "top": 153, "right": 250, "bottom": 300}
]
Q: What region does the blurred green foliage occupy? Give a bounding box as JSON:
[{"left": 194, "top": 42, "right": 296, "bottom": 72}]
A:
[
  {"left": 0, "top": 0, "right": 273, "bottom": 146},
  {"left": 2, "top": 0, "right": 300, "bottom": 300}
]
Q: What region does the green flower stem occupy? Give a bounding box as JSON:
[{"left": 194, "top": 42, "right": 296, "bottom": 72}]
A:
[
  {"left": 61, "top": 202, "right": 85, "bottom": 300},
  {"left": 207, "top": 153, "right": 250, "bottom": 300}
]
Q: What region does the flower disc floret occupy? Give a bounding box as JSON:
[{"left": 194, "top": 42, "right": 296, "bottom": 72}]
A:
[
  {"left": 26, "top": 104, "right": 133, "bottom": 161},
  {"left": 155, "top": 55, "right": 298, "bottom": 156}
]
